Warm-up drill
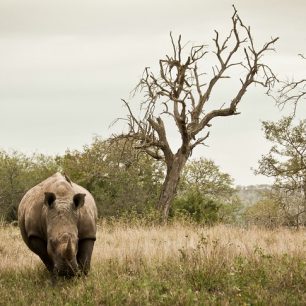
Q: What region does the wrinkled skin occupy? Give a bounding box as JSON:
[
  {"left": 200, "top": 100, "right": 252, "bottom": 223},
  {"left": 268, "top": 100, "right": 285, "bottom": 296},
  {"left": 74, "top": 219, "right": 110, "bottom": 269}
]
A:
[{"left": 18, "top": 173, "right": 97, "bottom": 277}]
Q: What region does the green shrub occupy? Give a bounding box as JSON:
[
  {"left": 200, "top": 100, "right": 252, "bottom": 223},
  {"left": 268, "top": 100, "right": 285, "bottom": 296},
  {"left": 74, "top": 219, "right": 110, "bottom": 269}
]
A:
[{"left": 171, "top": 190, "right": 221, "bottom": 224}]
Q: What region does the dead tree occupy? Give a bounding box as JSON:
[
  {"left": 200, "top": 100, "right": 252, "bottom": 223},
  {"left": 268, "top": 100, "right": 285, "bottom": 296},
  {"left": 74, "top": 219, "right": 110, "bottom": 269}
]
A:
[
  {"left": 275, "top": 54, "right": 306, "bottom": 114},
  {"left": 115, "top": 6, "right": 278, "bottom": 221}
]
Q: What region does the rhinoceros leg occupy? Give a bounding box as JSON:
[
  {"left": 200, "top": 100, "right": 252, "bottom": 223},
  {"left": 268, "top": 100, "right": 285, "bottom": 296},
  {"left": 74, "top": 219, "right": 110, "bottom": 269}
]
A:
[
  {"left": 28, "top": 236, "right": 53, "bottom": 272},
  {"left": 77, "top": 239, "right": 95, "bottom": 275}
]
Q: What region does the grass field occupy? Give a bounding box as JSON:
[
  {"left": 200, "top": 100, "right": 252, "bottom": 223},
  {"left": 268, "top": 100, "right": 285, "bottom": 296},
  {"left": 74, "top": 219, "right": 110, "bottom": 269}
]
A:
[{"left": 1, "top": 221, "right": 306, "bottom": 305}]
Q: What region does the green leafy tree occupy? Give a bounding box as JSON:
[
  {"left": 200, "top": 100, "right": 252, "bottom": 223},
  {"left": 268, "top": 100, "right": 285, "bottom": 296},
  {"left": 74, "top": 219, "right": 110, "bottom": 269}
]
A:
[
  {"left": 59, "top": 137, "right": 163, "bottom": 217},
  {"left": 243, "top": 197, "right": 285, "bottom": 228},
  {"left": 172, "top": 158, "right": 241, "bottom": 224},
  {"left": 256, "top": 117, "right": 306, "bottom": 226},
  {"left": 180, "top": 158, "right": 234, "bottom": 200},
  {"left": 0, "top": 151, "right": 58, "bottom": 221}
]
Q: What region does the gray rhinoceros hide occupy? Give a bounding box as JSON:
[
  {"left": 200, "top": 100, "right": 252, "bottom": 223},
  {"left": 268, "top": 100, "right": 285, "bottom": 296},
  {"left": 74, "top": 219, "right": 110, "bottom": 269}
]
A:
[{"left": 18, "top": 172, "right": 97, "bottom": 276}]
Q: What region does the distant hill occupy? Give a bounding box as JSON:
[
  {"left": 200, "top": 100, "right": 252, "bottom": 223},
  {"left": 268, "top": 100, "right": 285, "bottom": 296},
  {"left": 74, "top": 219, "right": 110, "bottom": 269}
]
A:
[{"left": 236, "top": 185, "right": 271, "bottom": 207}]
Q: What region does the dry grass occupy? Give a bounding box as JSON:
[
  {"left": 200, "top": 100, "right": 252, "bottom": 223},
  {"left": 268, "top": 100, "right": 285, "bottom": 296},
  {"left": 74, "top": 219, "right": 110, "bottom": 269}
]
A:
[
  {"left": 1, "top": 222, "right": 306, "bottom": 272},
  {"left": 95, "top": 222, "right": 306, "bottom": 270},
  {"left": 1, "top": 222, "right": 306, "bottom": 305},
  {"left": 0, "top": 224, "right": 40, "bottom": 271}
]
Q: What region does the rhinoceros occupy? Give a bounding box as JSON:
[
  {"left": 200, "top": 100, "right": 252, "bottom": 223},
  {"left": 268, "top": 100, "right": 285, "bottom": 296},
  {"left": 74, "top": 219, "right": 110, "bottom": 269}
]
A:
[{"left": 18, "top": 172, "right": 97, "bottom": 277}]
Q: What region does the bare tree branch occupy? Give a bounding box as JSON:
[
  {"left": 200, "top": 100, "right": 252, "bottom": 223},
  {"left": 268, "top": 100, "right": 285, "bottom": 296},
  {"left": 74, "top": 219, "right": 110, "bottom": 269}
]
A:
[{"left": 273, "top": 55, "right": 306, "bottom": 114}]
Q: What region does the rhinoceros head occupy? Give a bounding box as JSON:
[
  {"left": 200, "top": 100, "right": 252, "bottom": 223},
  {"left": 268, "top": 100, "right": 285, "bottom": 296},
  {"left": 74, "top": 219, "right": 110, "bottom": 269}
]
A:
[{"left": 44, "top": 185, "right": 86, "bottom": 276}]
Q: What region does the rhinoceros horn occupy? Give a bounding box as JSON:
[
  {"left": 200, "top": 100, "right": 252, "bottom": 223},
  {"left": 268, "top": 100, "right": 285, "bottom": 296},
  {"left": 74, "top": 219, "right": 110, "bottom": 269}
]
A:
[{"left": 65, "top": 237, "right": 73, "bottom": 261}]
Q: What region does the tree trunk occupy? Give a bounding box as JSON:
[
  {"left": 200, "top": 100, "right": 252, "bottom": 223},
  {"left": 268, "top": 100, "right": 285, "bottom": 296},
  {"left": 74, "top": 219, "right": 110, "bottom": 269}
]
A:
[
  {"left": 157, "top": 152, "right": 188, "bottom": 222},
  {"left": 302, "top": 176, "right": 306, "bottom": 226}
]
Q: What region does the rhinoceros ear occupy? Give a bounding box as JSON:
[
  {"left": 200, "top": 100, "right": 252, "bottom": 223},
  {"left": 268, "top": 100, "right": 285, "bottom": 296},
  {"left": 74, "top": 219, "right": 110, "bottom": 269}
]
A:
[
  {"left": 73, "top": 193, "right": 86, "bottom": 209},
  {"left": 44, "top": 192, "right": 56, "bottom": 208}
]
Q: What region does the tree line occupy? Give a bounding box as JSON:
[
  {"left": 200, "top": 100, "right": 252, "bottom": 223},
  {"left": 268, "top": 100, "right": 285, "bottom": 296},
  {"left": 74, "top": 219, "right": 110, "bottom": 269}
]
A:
[
  {"left": 0, "top": 137, "right": 240, "bottom": 224},
  {"left": 1, "top": 117, "right": 305, "bottom": 228},
  {"left": 1, "top": 113, "right": 305, "bottom": 228}
]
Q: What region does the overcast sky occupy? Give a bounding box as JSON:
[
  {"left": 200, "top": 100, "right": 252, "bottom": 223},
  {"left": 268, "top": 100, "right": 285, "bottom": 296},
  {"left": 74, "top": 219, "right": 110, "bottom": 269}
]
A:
[{"left": 0, "top": 0, "right": 305, "bottom": 186}]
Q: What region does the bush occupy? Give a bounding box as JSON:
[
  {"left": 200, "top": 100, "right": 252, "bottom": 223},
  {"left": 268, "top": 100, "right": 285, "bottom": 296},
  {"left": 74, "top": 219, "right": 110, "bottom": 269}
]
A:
[
  {"left": 171, "top": 190, "right": 221, "bottom": 224},
  {"left": 243, "top": 198, "right": 285, "bottom": 228}
]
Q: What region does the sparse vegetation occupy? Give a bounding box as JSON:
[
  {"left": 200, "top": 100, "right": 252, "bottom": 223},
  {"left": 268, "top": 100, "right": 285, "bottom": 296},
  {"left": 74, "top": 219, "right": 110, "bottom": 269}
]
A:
[{"left": 1, "top": 222, "right": 306, "bottom": 305}]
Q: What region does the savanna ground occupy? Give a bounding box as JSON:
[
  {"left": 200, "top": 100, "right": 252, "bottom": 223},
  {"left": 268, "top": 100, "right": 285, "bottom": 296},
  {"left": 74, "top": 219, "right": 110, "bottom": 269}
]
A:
[{"left": 1, "top": 220, "right": 306, "bottom": 306}]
